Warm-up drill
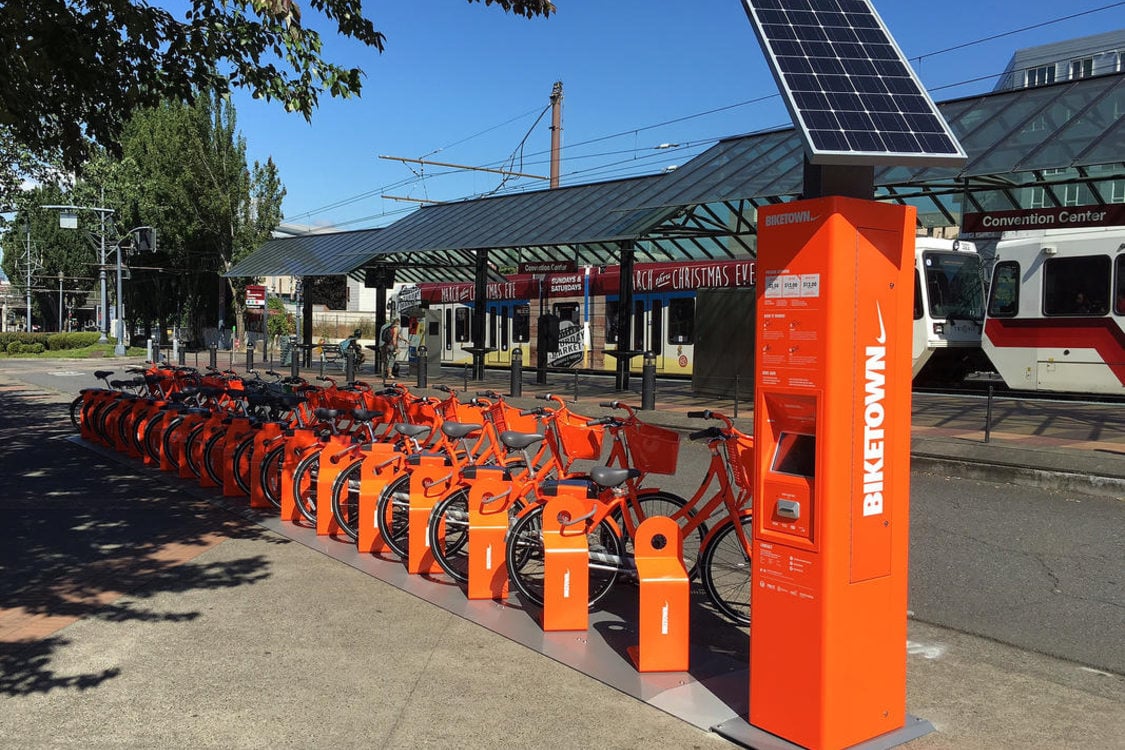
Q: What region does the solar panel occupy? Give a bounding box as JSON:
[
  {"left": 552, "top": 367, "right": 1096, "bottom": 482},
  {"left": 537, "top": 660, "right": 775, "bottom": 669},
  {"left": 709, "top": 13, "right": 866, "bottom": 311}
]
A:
[{"left": 741, "top": 0, "right": 967, "bottom": 167}]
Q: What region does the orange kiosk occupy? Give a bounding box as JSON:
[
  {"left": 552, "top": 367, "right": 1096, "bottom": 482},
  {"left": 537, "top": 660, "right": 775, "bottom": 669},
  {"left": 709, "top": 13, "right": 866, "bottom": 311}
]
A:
[{"left": 750, "top": 197, "right": 914, "bottom": 749}]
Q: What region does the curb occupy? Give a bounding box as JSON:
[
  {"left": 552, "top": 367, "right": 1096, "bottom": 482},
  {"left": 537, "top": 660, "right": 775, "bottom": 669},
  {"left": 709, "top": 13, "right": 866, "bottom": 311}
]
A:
[{"left": 910, "top": 453, "right": 1125, "bottom": 499}]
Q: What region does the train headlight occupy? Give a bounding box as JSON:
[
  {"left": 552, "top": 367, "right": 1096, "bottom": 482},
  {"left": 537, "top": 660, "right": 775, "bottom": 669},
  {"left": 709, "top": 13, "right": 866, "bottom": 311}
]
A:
[{"left": 933, "top": 322, "right": 945, "bottom": 335}]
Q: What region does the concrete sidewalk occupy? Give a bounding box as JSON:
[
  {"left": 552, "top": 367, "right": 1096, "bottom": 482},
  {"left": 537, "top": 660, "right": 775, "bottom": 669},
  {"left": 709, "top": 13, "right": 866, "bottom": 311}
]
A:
[{"left": 1, "top": 360, "right": 1122, "bottom": 749}]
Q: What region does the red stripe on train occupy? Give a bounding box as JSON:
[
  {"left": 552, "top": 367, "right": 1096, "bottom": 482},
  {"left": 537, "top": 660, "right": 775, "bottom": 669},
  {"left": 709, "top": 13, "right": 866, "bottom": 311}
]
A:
[{"left": 984, "top": 317, "right": 1125, "bottom": 385}]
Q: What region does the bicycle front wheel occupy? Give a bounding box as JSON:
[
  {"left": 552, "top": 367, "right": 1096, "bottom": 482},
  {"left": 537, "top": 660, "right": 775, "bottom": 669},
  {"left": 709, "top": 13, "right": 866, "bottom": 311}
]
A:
[
  {"left": 69, "top": 395, "right": 84, "bottom": 432},
  {"left": 505, "top": 504, "right": 622, "bottom": 609},
  {"left": 232, "top": 434, "right": 256, "bottom": 495},
  {"left": 330, "top": 458, "right": 364, "bottom": 542},
  {"left": 292, "top": 452, "right": 320, "bottom": 524},
  {"left": 259, "top": 445, "right": 285, "bottom": 509},
  {"left": 374, "top": 474, "right": 411, "bottom": 558},
  {"left": 615, "top": 490, "right": 706, "bottom": 580},
  {"left": 699, "top": 515, "right": 753, "bottom": 626},
  {"left": 428, "top": 488, "right": 472, "bottom": 583}
]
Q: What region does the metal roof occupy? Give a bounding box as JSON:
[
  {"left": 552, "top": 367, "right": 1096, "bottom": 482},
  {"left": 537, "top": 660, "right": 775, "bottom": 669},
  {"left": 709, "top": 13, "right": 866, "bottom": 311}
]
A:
[{"left": 228, "top": 72, "right": 1124, "bottom": 281}]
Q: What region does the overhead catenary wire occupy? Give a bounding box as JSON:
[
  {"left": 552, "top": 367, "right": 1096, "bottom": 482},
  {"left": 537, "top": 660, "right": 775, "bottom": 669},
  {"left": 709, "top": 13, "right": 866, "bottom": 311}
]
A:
[{"left": 292, "top": 4, "right": 1123, "bottom": 229}]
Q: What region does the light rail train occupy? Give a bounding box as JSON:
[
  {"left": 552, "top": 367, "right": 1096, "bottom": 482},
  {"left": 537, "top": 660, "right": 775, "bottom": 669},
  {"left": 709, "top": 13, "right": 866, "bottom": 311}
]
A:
[
  {"left": 984, "top": 227, "right": 1125, "bottom": 396},
  {"left": 390, "top": 237, "right": 984, "bottom": 383}
]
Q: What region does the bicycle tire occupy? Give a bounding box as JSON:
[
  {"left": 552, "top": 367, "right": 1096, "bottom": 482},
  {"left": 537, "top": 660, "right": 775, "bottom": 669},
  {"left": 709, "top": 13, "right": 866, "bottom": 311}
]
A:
[
  {"left": 161, "top": 416, "right": 187, "bottom": 470},
  {"left": 69, "top": 395, "right": 84, "bottom": 432},
  {"left": 183, "top": 423, "right": 207, "bottom": 478},
  {"left": 231, "top": 434, "right": 256, "bottom": 495},
  {"left": 505, "top": 503, "right": 622, "bottom": 609},
  {"left": 142, "top": 412, "right": 165, "bottom": 463},
  {"left": 427, "top": 488, "right": 472, "bottom": 583},
  {"left": 374, "top": 474, "right": 411, "bottom": 558},
  {"left": 613, "top": 491, "right": 706, "bottom": 580},
  {"left": 699, "top": 515, "right": 753, "bottom": 626},
  {"left": 203, "top": 429, "right": 227, "bottom": 486},
  {"left": 329, "top": 457, "right": 364, "bottom": 542},
  {"left": 259, "top": 445, "right": 285, "bottom": 509},
  {"left": 292, "top": 451, "right": 320, "bottom": 524}
]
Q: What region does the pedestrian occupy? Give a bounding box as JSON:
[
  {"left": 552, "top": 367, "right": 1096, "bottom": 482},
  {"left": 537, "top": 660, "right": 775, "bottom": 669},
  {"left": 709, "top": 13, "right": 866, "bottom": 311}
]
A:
[{"left": 381, "top": 319, "right": 401, "bottom": 378}]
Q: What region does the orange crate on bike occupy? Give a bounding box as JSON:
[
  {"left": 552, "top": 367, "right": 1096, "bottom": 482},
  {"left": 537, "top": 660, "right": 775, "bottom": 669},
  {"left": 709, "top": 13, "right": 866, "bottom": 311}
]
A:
[
  {"left": 555, "top": 409, "right": 604, "bottom": 461},
  {"left": 624, "top": 422, "right": 681, "bottom": 475},
  {"left": 728, "top": 435, "right": 756, "bottom": 495},
  {"left": 440, "top": 399, "right": 486, "bottom": 424},
  {"left": 488, "top": 401, "right": 539, "bottom": 434}
]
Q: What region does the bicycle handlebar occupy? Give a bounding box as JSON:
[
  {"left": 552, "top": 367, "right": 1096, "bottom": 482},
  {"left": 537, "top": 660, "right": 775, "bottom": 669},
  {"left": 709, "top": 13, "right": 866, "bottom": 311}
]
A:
[{"left": 689, "top": 426, "right": 725, "bottom": 442}]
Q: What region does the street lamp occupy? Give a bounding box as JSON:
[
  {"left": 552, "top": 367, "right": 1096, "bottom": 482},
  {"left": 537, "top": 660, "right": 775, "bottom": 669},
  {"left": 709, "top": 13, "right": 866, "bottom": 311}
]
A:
[
  {"left": 57, "top": 270, "right": 64, "bottom": 332},
  {"left": 42, "top": 201, "right": 114, "bottom": 346}
]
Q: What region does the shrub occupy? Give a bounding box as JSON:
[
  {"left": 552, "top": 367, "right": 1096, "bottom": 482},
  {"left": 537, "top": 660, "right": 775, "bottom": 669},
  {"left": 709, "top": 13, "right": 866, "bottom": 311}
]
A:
[
  {"left": 46, "top": 331, "right": 102, "bottom": 350},
  {"left": 6, "top": 342, "right": 23, "bottom": 355},
  {"left": 27, "top": 343, "right": 45, "bottom": 354}
]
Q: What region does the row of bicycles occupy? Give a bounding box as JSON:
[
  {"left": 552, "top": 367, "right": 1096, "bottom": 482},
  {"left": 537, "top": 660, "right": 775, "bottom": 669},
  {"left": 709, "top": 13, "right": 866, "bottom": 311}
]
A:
[{"left": 69, "top": 361, "right": 756, "bottom": 625}]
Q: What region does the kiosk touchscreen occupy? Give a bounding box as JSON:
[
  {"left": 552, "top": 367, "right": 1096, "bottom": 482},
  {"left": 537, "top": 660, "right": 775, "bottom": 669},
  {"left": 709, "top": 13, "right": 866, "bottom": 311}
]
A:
[{"left": 750, "top": 197, "right": 915, "bottom": 750}]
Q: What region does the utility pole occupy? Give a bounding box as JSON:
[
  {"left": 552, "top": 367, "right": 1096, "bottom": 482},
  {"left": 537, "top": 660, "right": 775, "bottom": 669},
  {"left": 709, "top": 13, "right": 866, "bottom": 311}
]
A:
[
  {"left": 550, "top": 81, "right": 563, "bottom": 189},
  {"left": 98, "top": 188, "right": 108, "bottom": 343},
  {"left": 24, "top": 217, "right": 31, "bottom": 332}
]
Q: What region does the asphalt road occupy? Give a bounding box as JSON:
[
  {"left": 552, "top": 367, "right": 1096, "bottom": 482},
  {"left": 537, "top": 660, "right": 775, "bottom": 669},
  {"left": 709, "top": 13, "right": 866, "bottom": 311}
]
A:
[{"left": 2, "top": 357, "right": 1123, "bottom": 749}]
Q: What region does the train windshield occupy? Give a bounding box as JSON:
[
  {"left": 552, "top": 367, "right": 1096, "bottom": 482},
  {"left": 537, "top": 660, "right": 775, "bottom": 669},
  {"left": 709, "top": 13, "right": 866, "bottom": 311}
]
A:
[{"left": 922, "top": 251, "right": 984, "bottom": 322}]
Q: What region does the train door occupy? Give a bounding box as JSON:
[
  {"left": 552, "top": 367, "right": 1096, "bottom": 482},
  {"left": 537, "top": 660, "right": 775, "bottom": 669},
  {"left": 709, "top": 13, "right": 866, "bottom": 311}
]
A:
[
  {"left": 440, "top": 304, "right": 474, "bottom": 365},
  {"left": 484, "top": 301, "right": 529, "bottom": 366}
]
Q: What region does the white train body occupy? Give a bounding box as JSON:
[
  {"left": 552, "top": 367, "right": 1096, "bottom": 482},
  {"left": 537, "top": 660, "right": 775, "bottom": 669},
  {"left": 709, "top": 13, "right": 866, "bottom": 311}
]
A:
[{"left": 983, "top": 227, "right": 1125, "bottom": 395}]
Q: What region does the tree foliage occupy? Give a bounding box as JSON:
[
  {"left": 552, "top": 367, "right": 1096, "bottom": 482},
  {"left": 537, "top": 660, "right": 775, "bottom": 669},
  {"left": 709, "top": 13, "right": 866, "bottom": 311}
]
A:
[{"left": 0, "top": 0, "right": 554, "bottom": 182}]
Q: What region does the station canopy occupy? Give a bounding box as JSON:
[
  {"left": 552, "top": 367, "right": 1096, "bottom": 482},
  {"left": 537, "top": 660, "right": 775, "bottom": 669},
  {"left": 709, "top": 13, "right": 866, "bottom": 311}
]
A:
[{"left": 227, "top": 72, "right": 1125, "bottom": 284}]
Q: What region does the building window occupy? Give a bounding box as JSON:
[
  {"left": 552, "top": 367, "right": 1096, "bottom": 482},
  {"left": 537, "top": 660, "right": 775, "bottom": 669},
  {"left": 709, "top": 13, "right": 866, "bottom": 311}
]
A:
[
  {"left": 1027, "top": 186, "right": 1048, "bottom": 209},
  {"left": 1061, "top": 183, "right": 1082, "bottom": 206},
  {"left": 1025, "top": 64, "right": 1056, "bottom": 87},
  {"left": 1070, "top": 57, "right": 1094, "bottom": 79}
]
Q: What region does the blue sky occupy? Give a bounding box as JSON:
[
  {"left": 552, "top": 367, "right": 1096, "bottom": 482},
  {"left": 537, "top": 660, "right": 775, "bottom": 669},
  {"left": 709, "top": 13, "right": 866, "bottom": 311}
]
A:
[{"left": 228, "top": 0, "right": 1124, "bottom": 231}]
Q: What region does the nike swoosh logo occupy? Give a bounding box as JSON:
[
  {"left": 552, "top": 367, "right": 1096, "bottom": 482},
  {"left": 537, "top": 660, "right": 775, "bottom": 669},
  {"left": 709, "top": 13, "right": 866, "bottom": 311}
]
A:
[{"left": 875, "top": 301, "right": 886, "bottom": 344}]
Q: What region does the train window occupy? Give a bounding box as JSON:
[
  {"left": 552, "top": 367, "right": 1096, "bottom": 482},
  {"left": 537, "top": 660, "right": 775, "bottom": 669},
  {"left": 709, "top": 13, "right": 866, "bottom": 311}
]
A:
[
  {"left": 1043, "top": 256, "right": 1110, "bottom": 316},
  {"left": 669, "top": 298, "right": 695, "bottom": 344},
  {"left": 650, "top": 299, "right": 663, "bottom": 354},
  {"left": 445, "top": 309, "right": 452, "bottom": 350},
  {"left": 913, "top": 271, "right": 923, "bottom": 320},
  {"left": 605, "top": 300, "right": 620, "bottom": 344},
  {"left": 500, "top": 307, "right": 509, "bottom": 351},
  {"left": 487, "top": 308, "right": 497, "bottom": 348},
  {"left": 454, "top": 308, "right": 471, "bottom": 342},
  {"left": 923, "top": 252, "right": 984, "bottom": 321},
  {"left": 988, "top": 262, "right": 1020, "bottom": 318},
  {"left": 513, "top": 304, "right": 530, "bottom": 343},
  {"left": 1116, "top": 258, "right": 1125, "bottom": 316}
]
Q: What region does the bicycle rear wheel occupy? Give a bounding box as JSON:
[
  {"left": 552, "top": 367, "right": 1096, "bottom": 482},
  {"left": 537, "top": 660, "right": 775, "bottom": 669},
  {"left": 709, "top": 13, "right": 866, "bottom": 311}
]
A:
[
  {"left": 141, "top": 412, "right": 166, "bottom": 463},
  {"left": 330, "top": 458, "right": 364, "bottom": 542},
  {"left": 699, "top": 515, "right": 753, "bottom": 626},
  {"left": 161, "top": 416, "right": 187, "bottom": 470},
  {"left": 505, "top": 504, "right": 622, "bottom": 609},
  {"left": 374, "top": 474, "right": 411, "bottom": 558},
  {"left": 203, "top": 430, "right": 227, "bottom": 486}
]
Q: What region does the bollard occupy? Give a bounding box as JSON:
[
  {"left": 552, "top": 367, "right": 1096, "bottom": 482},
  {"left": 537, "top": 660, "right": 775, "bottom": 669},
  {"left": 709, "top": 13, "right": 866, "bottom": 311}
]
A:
[
  {"left": 466, "top": 466, "right": 514, "bottom": 600},
  {"left": 288, "top": 336, "right": 299, "bottom": 379},
  {"left": 541, "top": 483, "right": 593, "bottom": 632},
  {"left": 463, "top": 363, "right": 470, "bottom": 391},
  {"left": 510, "top": 347, "right": 523, "bottom": 398},
  {"left": 641, "top": 351, "right": 657, "bottom": 411},
  {"left": 177, "top": 346, "right": 186, "bottom": 366},
  {"left": 228, "top": 348, "right": 234, "bottom": 370},
  {"left": 416, "top": 345, "right": 428, "bottom": 388},
  {"left": 984, "top": 383, "right": 994, "bottom": 443},
  {"left": 172, "top": 337, "right": 180, "bottom": 363},
  {"left": 631, "top": 516, "right": 690, "bottom": 672},
  {"left": 146, "top": 338, "right": 154, "bottom": 362},
  {"left": 344, "top": 348, "right": 356, "bottom": 384},
  {"left": 246, "top": 346, "right": 255, "bottom": 373}
]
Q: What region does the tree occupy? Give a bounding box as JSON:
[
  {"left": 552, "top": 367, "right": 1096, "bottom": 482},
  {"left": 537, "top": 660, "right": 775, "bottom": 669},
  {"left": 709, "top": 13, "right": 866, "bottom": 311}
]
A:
[
  {"left": 90, "top": 94, "right": 286, "bottom": 345},
  {"left": 0, "top": 0, "right": 554, "bottom": 189}
]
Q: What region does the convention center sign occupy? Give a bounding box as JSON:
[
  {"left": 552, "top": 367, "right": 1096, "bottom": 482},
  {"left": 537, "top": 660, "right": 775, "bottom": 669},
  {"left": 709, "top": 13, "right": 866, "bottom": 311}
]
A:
[{"left": 962, "top": 205, "right": 1125, "bottom": 233}]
